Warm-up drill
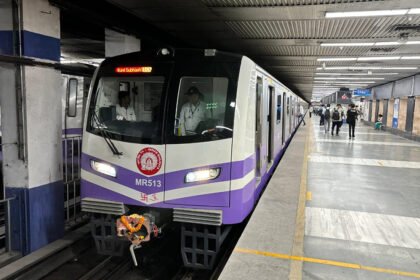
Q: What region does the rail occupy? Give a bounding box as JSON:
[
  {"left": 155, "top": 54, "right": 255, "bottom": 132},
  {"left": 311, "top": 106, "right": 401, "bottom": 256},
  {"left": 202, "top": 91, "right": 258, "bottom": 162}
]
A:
[{"left": 62, "top": 136, "right": 86, "bottom": 229}]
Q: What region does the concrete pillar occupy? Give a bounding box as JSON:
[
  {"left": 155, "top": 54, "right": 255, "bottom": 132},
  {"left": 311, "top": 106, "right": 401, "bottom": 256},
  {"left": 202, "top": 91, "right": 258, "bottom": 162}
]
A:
[
  {"left": 105, "top": 28, "right": 140, "bottom": 57},
  {"left": 0, "top": 0, "right": 63, "bottom": 254}
]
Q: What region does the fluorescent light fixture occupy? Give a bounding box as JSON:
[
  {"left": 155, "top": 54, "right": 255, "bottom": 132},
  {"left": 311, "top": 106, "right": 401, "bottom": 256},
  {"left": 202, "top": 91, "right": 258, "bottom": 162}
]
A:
[
  {"left": 325, "top": 9, "right": 411, "bottom": 18},
  {"left": 316, "top": 66, "right": 417, "bottom": 70},
  {"left": 315, "top": 72, "right": 398, "bottom": 76},
  {"left": 314, "top": 81, "right": 374, "bottom": 84},
  {"left": 401, "top": 56, "right": 420, "bottom": 60},
  {"left": 408, "top": 8, "right": 420, "bottom": 14},
  {"left": 91, "top": 161, "right": 117, "bottom": 177},
  {"left": 185, "top": 168, "right": 221, "bottom": 183},
  {"left": 321, "top": 41, "right": 420, "bottom": 47},
  {"left": 374, "top": 42, "right": 400, "bottom": 46},
  {"left": 321, "top": 42, "right": 374, "bottom": 47},
  {"left": 314, "top": 77, "right": 384, "bottom": 80},
  {"left": 357, "top": 56, "right": 400, "bottom": 61},
  {"left": 318, "top": 56, "right": 401, "bottom": 62},
  {"left": 317, "top": 57, "right": 357, "bottom": 62}
]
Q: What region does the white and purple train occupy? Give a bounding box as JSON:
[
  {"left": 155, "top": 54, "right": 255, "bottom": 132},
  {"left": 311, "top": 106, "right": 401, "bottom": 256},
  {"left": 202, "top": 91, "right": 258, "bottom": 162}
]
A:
[{"left": 80, "top": 48, "right": 306, "bottom": 268}]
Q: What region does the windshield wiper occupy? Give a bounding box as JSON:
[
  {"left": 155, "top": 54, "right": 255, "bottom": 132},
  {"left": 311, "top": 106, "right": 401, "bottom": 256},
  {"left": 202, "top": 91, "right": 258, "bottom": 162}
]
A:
[{"left": 91, "top": 111, "right": 123, "bottom": 156}]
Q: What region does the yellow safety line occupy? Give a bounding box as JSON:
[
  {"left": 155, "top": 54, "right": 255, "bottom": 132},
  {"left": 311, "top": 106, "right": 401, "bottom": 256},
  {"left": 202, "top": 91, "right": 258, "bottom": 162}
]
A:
[
  {"left": 235, "top": 247, "right": 420, "bottom": 279},
  {"left": 306, "top": 191, "right": 312, "bottom": 201},
  {"left": 288, "top": 117, "right": 311, "bottom": 280}
]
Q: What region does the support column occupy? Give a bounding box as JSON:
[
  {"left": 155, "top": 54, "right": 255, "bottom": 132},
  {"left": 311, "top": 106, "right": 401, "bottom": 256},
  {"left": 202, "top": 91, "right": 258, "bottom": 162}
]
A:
[{"left": 0, "top": 0, "right": 63, "bottom": 254}]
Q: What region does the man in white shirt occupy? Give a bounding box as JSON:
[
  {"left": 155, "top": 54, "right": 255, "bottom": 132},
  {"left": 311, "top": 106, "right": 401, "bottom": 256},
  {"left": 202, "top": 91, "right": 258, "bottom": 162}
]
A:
[
  {"left": 116, "top": 91, "right": 136, "bottom": 121},
  {"left": 179, "top": 86, "right": 207, "bottom": 136}
]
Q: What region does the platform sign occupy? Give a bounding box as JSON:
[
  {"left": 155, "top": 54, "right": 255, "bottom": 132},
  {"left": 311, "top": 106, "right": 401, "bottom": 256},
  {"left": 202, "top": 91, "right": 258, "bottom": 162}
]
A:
[
  {"left": 353, "top": 89, "right": 371, "bottom": 97},
  {"left": 392, "top": 98, "right": 400, "bottom": 128}
]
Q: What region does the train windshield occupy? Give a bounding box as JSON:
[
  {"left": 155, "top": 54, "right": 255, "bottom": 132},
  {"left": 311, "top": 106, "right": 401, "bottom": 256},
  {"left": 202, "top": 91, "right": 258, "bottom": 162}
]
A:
[
  {"left": 88, "top": 76, "right": 165, "bottom": 144},
  {"left": 174, "top": 77, "right": 231, "bottom": 137}
]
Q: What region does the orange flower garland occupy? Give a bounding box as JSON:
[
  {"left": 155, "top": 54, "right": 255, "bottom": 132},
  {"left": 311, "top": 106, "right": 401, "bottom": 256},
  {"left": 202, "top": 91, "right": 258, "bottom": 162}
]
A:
[{"left": 120, "top": 214, "right": 145, "bottom": 233}]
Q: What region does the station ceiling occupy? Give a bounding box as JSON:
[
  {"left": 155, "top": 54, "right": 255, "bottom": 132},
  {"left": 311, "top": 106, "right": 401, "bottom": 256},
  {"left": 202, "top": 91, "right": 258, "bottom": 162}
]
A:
[{"left": 59, "top": 0, "right": 420, "bottom": 101}]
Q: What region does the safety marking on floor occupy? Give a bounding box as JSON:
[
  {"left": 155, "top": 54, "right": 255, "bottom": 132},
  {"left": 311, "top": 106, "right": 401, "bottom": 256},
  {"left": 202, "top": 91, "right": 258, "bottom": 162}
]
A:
[
  {"left": 234, "top": 247, "right": 420, "bottom": 279},
  {"left": 306, "top": 191, "right": 312, "bottom": 201},
  {"left": 315, "top": 139, "right": 420, "bottom": 147},
  {"left": 309, "top": 155, "right": 420, "bottom": 169},
  {"left": 288, "top": 117, "right": 312, "bottom": 280},
  {"left": 305, "top": 207, "right": 420, "bottom": 250}
]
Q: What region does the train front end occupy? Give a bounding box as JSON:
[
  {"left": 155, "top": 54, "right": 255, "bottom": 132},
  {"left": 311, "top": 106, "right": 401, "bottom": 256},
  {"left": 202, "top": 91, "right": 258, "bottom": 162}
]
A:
[{"left": 80, "top": 49, "right": 252, "bottom": 268}]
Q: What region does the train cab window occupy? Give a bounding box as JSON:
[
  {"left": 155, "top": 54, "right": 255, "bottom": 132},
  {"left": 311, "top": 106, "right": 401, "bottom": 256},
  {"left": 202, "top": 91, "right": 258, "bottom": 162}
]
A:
[
  {"left": 88, "top": 76, "right": 165, "bottom": 143},
  {"left": 174, "top": 77, "right": 231, "bottom": 139}
]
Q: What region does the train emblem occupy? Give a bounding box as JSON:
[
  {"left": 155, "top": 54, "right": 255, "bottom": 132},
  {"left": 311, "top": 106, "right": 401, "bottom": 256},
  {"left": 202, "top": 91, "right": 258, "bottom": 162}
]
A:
[{"left": 136, "top": 148, "right": 162, "bottom": 176}]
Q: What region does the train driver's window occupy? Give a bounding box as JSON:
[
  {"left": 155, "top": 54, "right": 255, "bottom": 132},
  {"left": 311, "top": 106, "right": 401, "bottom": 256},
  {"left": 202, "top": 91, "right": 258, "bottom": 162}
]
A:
[{"left": 174, "top": 77, "right": 230, "bottom": 138}]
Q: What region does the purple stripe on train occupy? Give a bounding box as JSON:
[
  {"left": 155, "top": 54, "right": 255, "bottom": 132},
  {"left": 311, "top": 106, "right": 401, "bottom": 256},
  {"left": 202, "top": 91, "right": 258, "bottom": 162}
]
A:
[
  {"left": 62, "top": 128, "right": 83, "bottom": 135},
  {"left": 81, "top": 177, "right": 256, "bottom": 224},
  {"left": 81, "top": 153, "right": 255, "bottom": 195}
]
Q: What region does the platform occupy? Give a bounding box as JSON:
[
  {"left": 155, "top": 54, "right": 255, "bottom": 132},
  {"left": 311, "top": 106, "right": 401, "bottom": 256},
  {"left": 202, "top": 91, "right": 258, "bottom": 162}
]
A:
[{"left": 219, "top": 116, "right": 420, "bottom": 280}]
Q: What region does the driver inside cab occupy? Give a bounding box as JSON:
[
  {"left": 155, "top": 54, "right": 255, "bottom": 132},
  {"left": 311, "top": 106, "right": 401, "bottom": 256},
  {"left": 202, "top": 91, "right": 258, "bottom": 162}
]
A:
[
  {"left": 116, "top": 91, "right": 136, "bottom": 121},
  {"left": 179, "top": 86, "right": 207, "bottom": 136}
]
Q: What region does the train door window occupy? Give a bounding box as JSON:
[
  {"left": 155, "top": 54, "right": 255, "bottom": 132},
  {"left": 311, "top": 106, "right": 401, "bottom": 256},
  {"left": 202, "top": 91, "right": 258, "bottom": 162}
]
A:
[
  {"left": 67, "top": 78, "right": 78, "bottom": 117},
  {"left": 277, "top": 94, "right": 281, "bottom": 123},
  {"left": 287, "top": 97, "right": 290, "bottom": 115},
  {"left": 268, "top": 86, "right": 274, "bottom": 163},
  {"left": 174, "top": 77, "right": 230, "bottom": 138}
]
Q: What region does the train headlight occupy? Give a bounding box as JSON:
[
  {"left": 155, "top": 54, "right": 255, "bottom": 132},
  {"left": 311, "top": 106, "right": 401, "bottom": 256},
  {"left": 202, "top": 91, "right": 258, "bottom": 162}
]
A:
[
  {"left": 185, "top": 168, "right": 221, "bottom": 183},
  {"left": 91, "top": 160, "right": 117, "bottom": 177}
]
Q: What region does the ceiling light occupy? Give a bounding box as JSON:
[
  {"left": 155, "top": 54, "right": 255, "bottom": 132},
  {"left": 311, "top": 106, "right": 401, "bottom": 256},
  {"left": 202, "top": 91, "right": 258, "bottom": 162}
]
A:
[
  {"left": 408, "top": 8, "right": 420, "bottom": 14},
  {"left": 325, "top": 9, "right": 411, "bottom": 18},
  {"left": 317, "top": 57, "right": 357, "bottom": 61},
  {"left": 321, "top": 42, "right": 374, "bottom": 47},
  {"left": 401, "top": 56, "right": 420, "bottom": 60},
  {"left": 314, "top": 81, "right": 374, "bottom": 84},
  {"left": 321, "top": 41, "right": 420, "bottom": 47},
  {"left": 314, "top": 77, "right": 384, "bottom": 80},
  {"left": 357, "top": 56, "right": 400, "bottom": 61},
  {"left": 315, "top": 72, "right": 398, "bottom": 76}
]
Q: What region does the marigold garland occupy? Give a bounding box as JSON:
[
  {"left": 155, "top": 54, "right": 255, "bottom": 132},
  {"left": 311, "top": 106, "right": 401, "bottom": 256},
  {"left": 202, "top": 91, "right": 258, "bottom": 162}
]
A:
[{"left": 120, "top": 214, "right": 145, "bottom": 233}]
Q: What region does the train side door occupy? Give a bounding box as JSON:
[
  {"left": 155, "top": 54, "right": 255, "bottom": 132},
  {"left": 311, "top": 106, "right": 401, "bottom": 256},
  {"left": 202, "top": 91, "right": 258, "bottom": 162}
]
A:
[
  {"left": 267, "top": 85, "right": 274, "bottom": 166},
  {"left": 282, "top": 92, "right": 286, "bottom": 144},
  {"left": 255, "top": 76, "right": 263, "bottom": 178}
]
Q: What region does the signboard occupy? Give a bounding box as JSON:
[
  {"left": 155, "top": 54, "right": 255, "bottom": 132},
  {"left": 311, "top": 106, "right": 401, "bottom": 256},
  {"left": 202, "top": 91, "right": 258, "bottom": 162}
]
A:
[
  {"left": 353, "top": 89, "right": 371, "bottom": 97},
  {"left": 392, "top": 98, "right": 400, "bottom": 128}
]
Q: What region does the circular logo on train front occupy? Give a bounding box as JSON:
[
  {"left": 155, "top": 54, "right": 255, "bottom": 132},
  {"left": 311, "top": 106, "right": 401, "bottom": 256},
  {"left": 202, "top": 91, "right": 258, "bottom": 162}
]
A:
[{"left": 136, "top": 148, "right": 162, "bottom": 176}]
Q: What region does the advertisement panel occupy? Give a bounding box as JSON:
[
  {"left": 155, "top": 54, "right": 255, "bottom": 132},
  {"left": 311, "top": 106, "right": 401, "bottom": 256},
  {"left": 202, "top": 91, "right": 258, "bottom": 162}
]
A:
[{"left": 392, "top": 98, "right": 400, "bottom": 128}]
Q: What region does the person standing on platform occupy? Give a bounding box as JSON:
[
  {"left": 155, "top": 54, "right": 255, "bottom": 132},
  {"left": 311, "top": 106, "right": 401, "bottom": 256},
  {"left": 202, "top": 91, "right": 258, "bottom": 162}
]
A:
[
  {"left": 324, "top": 104, "right": 331, "bottom": 134},
  {"left": 320, "top": 104, "right": 325, "bottom": 126},
  {"left": 309, "top": 105, "right": 313, "bottom": 118},
  {"left": 331, "top": 107, "right": 341, "bottom": 135},
  {"left": 347, "top": 104, "right": 358, "bottom": 139}
]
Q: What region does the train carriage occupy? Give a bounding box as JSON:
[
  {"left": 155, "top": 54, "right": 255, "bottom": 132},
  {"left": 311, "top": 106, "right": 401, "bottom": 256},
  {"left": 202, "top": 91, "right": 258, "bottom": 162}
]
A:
[{"left": 80, "top": 48, "right": 306, "bottom": 269}]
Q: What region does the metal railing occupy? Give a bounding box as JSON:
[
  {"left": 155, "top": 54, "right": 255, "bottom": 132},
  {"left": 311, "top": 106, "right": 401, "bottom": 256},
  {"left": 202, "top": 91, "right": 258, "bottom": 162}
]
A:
[
  {"left": 0, "top": 196, "right": 15, "bottom": 253},
  {"left": 62, "top": 136, "right": 87, "bottom": 229}
]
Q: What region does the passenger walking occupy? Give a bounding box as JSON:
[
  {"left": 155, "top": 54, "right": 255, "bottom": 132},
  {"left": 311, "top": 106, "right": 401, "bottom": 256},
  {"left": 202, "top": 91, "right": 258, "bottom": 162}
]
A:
[
  {"left": 298, "top": 105, "right": 306, "bottom": 126},
  {"left": 375, "top": 114, "right": 383, "bottom": 130},
  {"left": 337, "top": 104, "right": 344, "bottom": 133},
  {"left": 347, "top": 104, "right": 358, "bottom": 139},
  {"left": 320, "top": 105, "right": 325, "bottom": 126},
  {"left": 324, "top": 104, "right": 331, "bottom": 134},
  {"left": 309, "top": 106, "right": 313, "bottom": 118},
  {"left": 331, "top": 107, "right": 341, "bottom": 135}
]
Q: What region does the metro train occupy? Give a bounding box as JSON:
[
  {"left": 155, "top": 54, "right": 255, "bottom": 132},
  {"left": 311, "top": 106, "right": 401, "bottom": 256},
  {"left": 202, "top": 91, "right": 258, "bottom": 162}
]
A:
[{"left": 80, "top": 48, "right": 306, "bottom": 269}]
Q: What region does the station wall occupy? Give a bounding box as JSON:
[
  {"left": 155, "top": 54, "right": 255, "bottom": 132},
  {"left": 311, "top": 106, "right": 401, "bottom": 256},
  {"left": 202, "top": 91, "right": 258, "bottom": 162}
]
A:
[{"left": 367, "top": 74, "right": 420, "bottom": 141}]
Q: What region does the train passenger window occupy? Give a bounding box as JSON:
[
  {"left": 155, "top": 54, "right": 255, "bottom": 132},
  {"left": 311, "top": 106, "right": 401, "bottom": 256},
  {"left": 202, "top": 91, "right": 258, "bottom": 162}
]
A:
[
  {"left": 67, "top": 78, "right": 78, "bottom": 117},
  {"left": 88, "top": 76, "right": 165, "bottom": 143},
  {"left": 174, "top": 77, "right": 230, "bottom": 138},
  {"left": 277, "top": 95, "right": 282, "bottom": 123},
  {"left": 287, "top": 97, "right": 290, "bottom": 115}
]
